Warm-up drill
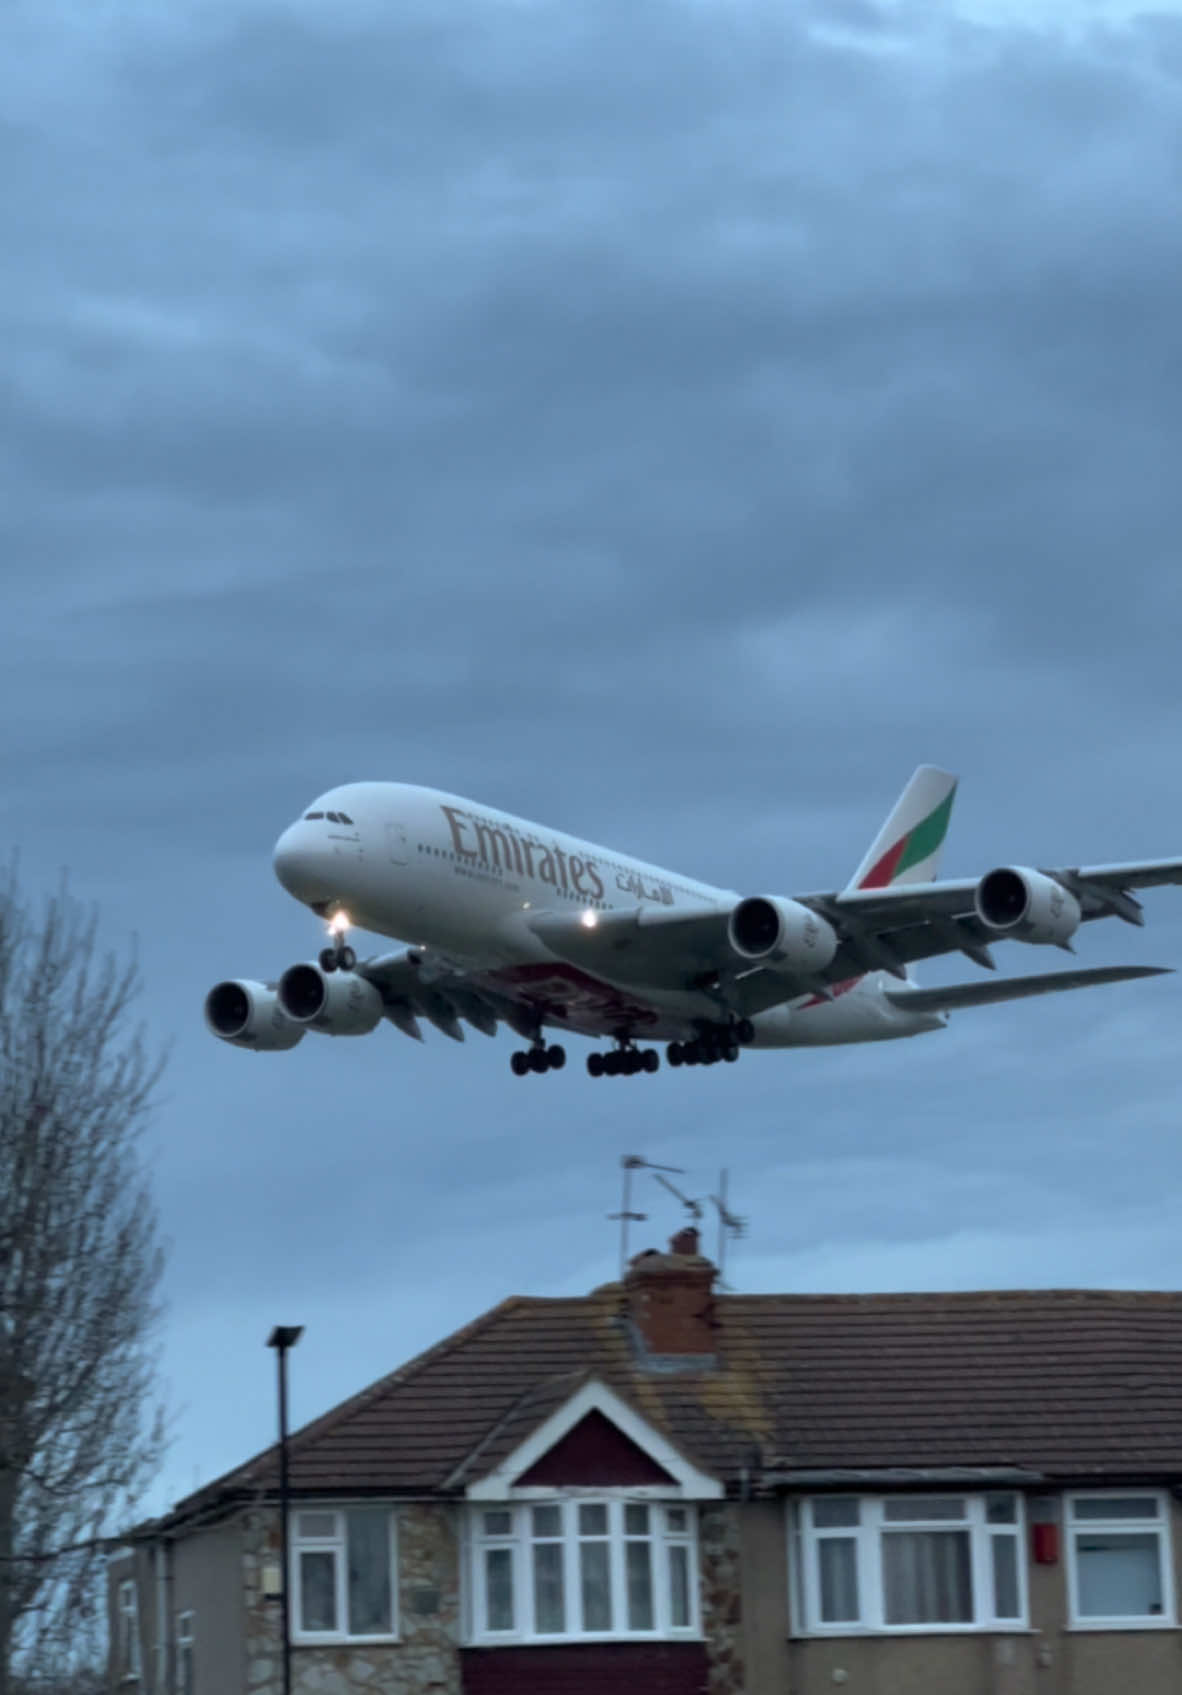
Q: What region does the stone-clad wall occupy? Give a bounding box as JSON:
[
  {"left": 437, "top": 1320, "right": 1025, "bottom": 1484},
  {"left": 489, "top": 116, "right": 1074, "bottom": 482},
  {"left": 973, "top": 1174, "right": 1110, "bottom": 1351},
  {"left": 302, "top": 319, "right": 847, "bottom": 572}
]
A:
[
  {"left": 241, "top": 1503, "right": 462, "bottom": 1695},
  {"left": 699, "top": 1502, "right": 745, "bottom": 1695}
]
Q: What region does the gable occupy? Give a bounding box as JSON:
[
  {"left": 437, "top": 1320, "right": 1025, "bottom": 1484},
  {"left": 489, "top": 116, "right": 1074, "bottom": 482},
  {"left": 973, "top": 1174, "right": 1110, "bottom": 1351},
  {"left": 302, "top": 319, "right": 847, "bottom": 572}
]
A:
[{"left": 516, "top": 1409, "right": 677, "bottom": 1487}]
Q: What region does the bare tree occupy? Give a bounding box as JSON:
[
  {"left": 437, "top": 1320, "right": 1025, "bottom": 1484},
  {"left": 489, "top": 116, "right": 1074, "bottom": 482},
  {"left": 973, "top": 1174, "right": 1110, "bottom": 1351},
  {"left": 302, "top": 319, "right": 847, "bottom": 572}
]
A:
[{"left": 0, "top": 868, "right": 166, "bottom": 1691}]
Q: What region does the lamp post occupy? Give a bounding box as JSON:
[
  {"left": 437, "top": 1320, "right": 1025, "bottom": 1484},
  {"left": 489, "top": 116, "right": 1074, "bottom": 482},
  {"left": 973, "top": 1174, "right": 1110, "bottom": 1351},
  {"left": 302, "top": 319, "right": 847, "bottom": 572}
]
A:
[{"left": 266, "top": 1325, "right": 303, "bottom": 1695}]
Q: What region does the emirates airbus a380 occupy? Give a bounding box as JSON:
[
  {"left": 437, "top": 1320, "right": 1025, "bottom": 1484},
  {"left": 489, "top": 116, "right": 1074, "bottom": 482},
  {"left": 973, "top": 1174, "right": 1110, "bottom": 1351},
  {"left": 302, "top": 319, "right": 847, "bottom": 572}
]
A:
[{"left": 204, "top": 767, "right": 1179, "bottom": 1078}]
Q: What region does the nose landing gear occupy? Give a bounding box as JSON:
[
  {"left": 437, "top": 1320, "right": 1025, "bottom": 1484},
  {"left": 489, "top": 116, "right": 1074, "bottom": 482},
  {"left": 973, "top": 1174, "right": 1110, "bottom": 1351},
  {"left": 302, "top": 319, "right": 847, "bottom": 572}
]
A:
[{"left": 318, "top": 911, "right": 356, "bottom": 974}]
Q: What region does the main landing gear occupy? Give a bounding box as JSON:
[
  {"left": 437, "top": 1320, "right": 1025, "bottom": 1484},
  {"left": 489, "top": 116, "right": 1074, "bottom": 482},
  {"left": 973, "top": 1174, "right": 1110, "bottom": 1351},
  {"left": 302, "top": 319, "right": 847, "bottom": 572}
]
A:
[
  {"left": 666, "top": 1018, "right": 756, "bottom": 1068},
  {"left": 318, "top": 912, "right": 356, "bottom": 974},
  {"left": 586, "top": 1042, "right": 661, "bottom": 1078},
  {"left": 510, "top": 1043, "right": 566, "bottom": 1077}
]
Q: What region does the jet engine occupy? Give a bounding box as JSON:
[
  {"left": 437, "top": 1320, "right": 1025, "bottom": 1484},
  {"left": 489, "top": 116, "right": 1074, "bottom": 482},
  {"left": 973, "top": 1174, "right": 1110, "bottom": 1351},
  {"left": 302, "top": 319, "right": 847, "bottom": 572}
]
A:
[
  {"left": 728, "top": 896, "right": 839, "bottom": 972},
  {"left": 277, "top": 963, "right": 383, "bottom": 1035},
  {"left": 974, "top": 867, "right": 1082, "bottom": 946},
  {"left": 204, "top": 980, "right": 305, "bottom": 1051}
]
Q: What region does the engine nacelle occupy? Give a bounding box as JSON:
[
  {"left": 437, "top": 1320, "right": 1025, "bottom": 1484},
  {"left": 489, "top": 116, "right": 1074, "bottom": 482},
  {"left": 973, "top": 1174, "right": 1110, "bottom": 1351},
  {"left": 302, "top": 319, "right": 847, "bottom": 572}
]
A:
[
  {"left": 974, "top": 866, "right": 1081, "bottom": 946},
  {"left": 277, "top": 964, "right": 383, "bottom": 1035},
  {"left": 204, "top": 980, "right": 305, "bottom": 1051},
  {"left": 728, "top": 896, "right": 839, "bottom": 971}
]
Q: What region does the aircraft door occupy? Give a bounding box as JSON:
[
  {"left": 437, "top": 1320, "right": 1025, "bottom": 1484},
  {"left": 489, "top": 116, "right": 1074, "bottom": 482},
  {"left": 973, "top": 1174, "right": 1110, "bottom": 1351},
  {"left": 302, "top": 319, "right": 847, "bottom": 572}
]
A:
[{"left": 386, "top": 822, "right": 408, "bottom": 865}]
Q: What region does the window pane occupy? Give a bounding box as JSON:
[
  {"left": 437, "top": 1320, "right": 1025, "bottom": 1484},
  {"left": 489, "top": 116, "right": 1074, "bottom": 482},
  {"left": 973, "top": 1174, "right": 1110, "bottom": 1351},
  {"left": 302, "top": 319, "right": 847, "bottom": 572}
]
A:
[
  {"left": 177, "top": 1642, "right": 194, "bottom": 1695},
  {"left": 813, "top": 1498, "right": 860, "bottom": 1529},
  {"left": 1076, "top": 1532, "right": 1164, "bottom": 1618},
  {"left": 625, "top": 1504, "right": 650, "bottom": 1536},
  {"left": 669, "top": 1543, "right": 691, "bottom": 1628},
  {"left": 883, "top": 1531, "right": 973, "bottom": 1624},
  {"left": 533, "top": 1542, "right": 565, "bottom": 1633},
  {"left": 581, "top": 1540, "right": 612, "bottom": 1630},
  {"left": 300, "top": 1550, "right": 337, "bottom": 1632},
  {"left": 986, "top": 1495, "right": 1017, "bottom": 1525},
  {"left": 665, "top": 1507, "right": 689, "bottom": 1535},
  {"left": 579, "top": 1504, "right": 608, "bottom": 1537},
  {"left": 819, "top": 1537, "right": 860, "bottom": 1623},
  {"left": 482, "top": 1510, "right": 512, "bottom": 1537},
  {"left": 883, "top": 1497, "right": 966, "bottom": 1523},
  {"left": 532, "top": 1505, "right": 561, "bottom": 1538},
  {"left": 297, "top": 1511, "right": 337, "bottom": 1539},
  {"left": 992, "top": 1535, "right": 1020, "bottom": 1619},
  {"left": 485, "top": 1548, "right": 514, "bottom": 1631},
  {"left": 627, "top": 1539, "right": 654, "bottom": 1629},
  {"left": 1074, "top": 1497, "right": 1160, "bottom": 1522},
  {"left": 347, "top": 1510, "right": 391, "bottom": 1635}
]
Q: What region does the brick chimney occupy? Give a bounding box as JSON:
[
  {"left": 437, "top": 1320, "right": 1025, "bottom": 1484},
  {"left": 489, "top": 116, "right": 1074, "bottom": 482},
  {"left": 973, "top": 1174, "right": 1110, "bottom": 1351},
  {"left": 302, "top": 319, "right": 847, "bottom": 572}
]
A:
[{"left": 625, "top": 1228, "right": 717, "bottom": 1358}]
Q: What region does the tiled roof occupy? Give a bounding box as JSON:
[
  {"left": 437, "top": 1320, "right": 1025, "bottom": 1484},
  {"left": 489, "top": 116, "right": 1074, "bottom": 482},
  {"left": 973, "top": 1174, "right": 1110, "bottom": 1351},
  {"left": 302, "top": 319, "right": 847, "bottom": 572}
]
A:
[{"left": 156, "top": 1285, "right": 1182, "bottom": 1530}]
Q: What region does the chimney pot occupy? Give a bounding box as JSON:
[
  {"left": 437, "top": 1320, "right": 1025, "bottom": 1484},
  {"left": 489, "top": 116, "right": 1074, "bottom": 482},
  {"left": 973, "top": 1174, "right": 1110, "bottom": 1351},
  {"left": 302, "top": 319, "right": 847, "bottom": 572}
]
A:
[{"left": 670, "top": 1226, "right": 700, "bottom": 1257}]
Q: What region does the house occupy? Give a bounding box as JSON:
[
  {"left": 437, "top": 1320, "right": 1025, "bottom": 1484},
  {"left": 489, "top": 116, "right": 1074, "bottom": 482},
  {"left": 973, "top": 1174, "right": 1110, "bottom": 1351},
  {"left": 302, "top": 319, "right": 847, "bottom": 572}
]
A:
[{"left": 109, "top": 1229, "right": 1182, "bottom": 1694}]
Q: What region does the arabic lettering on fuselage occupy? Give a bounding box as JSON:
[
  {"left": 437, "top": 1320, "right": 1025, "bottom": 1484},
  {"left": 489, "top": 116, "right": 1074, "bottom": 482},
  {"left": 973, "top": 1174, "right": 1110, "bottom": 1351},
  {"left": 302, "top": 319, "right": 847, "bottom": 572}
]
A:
[{"left": 615, "top": 868, "right": 674, "bottom": 907}]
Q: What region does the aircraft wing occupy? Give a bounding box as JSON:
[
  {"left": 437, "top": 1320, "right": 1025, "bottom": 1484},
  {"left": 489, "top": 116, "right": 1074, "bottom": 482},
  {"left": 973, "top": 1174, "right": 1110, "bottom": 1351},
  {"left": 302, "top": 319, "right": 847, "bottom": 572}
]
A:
[
  {"left": 356, "top": 950, "right": 516, "bottom": 1043},
  {"left": 885, "top": 964, "right": 1171, "bottom": 1015},
  {"left": 524, "top": 854, "right": 1182, "bottom": 1019}
]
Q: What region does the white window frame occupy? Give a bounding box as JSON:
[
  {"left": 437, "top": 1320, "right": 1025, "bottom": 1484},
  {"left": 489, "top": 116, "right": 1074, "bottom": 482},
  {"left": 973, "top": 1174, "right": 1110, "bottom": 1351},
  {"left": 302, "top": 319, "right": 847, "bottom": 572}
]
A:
[
  {"left": 289, "top": 1505, "right": 399, "bottom": 1645},
  {"left": 175, "top": 1610, "right": 194, "bottom": 1695},
  {"left": 1065, "top": 1491, "right": 1176, "bottom": 1631},
  {"left": 791, "top": 1494, "right": 1028, "bottom": 1636},
  {"left": 467, "top": 1498, "right": 701, "bottom": 1645},
  {"left": 117, "top": 1578, "right": 141, "bottom": 1680}
]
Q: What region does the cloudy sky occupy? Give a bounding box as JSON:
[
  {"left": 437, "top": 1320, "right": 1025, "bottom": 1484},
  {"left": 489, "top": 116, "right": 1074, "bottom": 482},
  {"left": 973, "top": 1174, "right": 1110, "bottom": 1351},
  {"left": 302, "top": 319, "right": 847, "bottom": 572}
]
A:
[{"left": 5, "top": 0, "right": 1182, "bottom": 1515}]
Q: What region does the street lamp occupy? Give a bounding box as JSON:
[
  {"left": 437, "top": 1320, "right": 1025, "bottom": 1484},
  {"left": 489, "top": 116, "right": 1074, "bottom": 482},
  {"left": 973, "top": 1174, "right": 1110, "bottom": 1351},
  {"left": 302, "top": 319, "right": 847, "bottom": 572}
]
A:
[{"left": 266, "top": 1325, "right": 303, "bottom": 1695}]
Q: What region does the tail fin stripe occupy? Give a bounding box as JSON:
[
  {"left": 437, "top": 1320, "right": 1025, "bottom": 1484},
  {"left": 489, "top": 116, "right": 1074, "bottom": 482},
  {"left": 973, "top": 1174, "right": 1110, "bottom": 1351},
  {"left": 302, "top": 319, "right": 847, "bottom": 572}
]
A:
[{"left": 858, "top": 785, "right": 957, "bottom": 890}]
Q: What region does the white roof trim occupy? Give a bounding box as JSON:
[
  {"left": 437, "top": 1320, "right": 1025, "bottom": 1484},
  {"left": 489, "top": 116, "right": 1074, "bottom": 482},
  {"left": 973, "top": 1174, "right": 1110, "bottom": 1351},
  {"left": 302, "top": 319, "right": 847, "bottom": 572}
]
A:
[{"left": 466, "top": 1378, "right": 723, "bottom": 1500}]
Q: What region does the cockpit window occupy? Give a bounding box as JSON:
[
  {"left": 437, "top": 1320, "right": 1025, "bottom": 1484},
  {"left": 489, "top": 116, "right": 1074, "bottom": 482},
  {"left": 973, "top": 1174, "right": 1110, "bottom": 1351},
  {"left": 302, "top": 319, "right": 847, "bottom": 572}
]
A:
[
  {"left": 325, "top": 811, "right": 341, "bottom": 822},
  {"left": 304, "top": 811, "right": 324, "bottom": 820},
  {"left": 337, "top": 812, "right": 354, "bottom": 824}
]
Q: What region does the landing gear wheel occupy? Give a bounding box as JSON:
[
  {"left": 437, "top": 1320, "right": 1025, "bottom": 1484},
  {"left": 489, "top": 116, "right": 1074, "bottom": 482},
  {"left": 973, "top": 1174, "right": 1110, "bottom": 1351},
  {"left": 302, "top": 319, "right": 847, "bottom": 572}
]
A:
[
  {"left": 528, "top": 1047, "right": 548, "bottom": 1074},
  {"left": 604, "top": 1051, "right": 622, "bottom": 1077},
  {"left": 736, "top": 1017, "right": 756, "bottom": 1046},
  {"left": 668, "top": 1043, "right": 683, "bottom": 1067},
  {"left": 546, "top": 1045, "right": 566, "bottom": 1070},
  {"left": 338, "top": 945, "right": 357, "bottom": 972},
  {"left": 643, "top": 1049, "right": 660, "bottom": 1074},
  {"left": 723, "top": 1043, "right": 740, "bottom": 1063},
  {"left": 587, "top": 1052, "right": 604, "bottom": 1078},
  {"left": 510, "top": 1051, "right": 530, "bottom": 1077},
  {"left": 623, "top": 1050, "right": 640, "bottom": 1076},
  {"left": 319, "top": 947, "right": 338, "bottom": 973}
]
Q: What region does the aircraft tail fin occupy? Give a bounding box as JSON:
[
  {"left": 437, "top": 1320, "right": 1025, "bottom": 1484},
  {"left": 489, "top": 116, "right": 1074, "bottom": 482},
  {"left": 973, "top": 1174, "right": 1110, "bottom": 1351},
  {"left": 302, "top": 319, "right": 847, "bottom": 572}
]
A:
[{"left": 844, "top": 766, "right": 959, "bottom": 894}]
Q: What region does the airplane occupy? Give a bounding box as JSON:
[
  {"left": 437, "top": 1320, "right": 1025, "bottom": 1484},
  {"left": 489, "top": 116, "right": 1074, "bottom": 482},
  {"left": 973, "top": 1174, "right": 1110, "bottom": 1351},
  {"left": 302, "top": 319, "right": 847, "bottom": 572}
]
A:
[{"left": 204, "top": 766, "right": 1180, "bottom": 1078}]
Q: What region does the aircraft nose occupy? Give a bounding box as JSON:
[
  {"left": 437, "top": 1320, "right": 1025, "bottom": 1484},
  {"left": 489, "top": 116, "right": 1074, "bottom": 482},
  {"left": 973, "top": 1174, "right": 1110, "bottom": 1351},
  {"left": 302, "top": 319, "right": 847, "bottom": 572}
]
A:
[{"left": 273, "top": 824, "right": 320, "bottom": 901}]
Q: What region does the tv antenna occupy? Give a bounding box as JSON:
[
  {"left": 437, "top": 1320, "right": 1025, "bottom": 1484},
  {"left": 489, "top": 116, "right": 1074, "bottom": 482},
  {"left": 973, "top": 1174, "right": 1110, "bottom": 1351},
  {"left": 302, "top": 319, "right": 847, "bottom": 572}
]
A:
[
  {"left": 709, "top": 1169, "right": 748, "bottom": 1289},
  {"left": 652, "top": 1171, "right": 703, "bottom": 1227},
  {"left": 609, "top": 1154, "right": 684, "bottom": 1280}
]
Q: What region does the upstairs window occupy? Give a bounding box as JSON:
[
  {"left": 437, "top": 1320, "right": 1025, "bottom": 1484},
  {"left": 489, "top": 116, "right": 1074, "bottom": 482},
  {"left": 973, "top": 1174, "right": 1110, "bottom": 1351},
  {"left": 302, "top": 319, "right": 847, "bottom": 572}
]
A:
[
  {"left": 117, "top": 1578, "right": 141, "bottom": 1679},
  {"left": 291, "top": 1507, "right": 398, "bottom": 1643},
  {"left": 792, "top": 1494, "right": 1026, "bottom": 1635},
  {"left": 469, "top": 1501, "right": 698, "bottom": 1644},
  {"left": 1067, "top": 1494, "right": 1175, "bottom": 1628}
]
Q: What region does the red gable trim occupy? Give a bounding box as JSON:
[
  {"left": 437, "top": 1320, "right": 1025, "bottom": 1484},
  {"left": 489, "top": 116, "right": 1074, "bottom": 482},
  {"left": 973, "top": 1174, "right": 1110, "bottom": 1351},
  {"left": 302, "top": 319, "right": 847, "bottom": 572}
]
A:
[{"left": 516, "top": 1409, "right": 676, "bottom": 1488}]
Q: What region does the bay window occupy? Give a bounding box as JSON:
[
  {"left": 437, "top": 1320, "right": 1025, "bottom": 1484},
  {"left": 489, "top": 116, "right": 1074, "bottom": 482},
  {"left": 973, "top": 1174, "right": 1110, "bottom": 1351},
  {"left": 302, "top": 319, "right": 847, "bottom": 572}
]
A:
[
  {"left": 1067, "top": 1493, "right": 1175, "bottom": 1628},
  {"left": 793, "top": 1494, "right": 1026, "bottom": 1634},
  {"left": 470, "top": 1500, "right": 698, "bottom": 1643},
  {"left": 291, "top": 1507, "right": 398, "bottom": 1643}
]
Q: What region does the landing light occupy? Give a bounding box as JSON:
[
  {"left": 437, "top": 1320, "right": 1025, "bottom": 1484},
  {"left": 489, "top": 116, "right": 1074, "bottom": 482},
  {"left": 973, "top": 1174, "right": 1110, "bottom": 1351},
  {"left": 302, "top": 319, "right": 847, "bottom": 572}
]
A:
[
  {"left": 329, "top": 910, "right": 351, "bottom": 935},
  {"left": 580, "top": 911, "right": 598, "bottom": 929}
]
